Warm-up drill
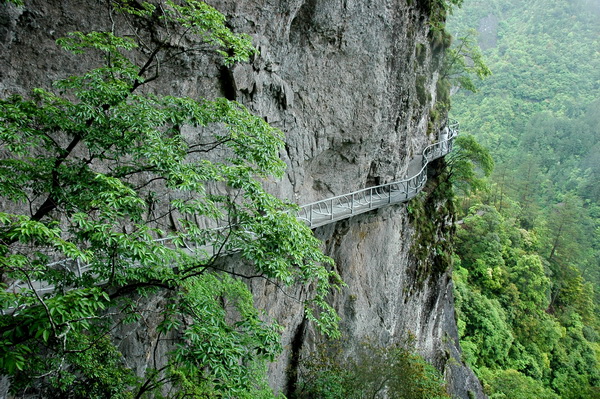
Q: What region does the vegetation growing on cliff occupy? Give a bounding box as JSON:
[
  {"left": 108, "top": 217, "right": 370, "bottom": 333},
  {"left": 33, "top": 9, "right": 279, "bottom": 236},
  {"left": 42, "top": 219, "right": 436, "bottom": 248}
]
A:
[
  {"left": 0, "top": 1, "right": 341, "bottom": 397},
  {"left": 448, "top": 0, "right": 600, "bottom": 397},
  {"left": 406, "top": 169, "right": 455, "bottom": 290},
  {"left": 292, "top": 338, "right": 450, "bottom": 399}
]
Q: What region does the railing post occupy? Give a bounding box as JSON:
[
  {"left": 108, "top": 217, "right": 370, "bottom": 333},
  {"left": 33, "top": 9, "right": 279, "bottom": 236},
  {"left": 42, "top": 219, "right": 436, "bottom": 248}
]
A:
[
  {"left": 330, "top": 199, "right": 334, "bottom": 220},
  {"left": 351, "top": 193, "right": 355, "bottom": 214}
]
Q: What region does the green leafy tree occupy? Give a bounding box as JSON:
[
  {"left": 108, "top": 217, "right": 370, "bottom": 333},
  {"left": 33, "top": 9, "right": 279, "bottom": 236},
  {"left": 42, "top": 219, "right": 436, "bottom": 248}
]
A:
[
  {"left": 509, "top": 254, "right": 550, "bottom": 311},
  {"left": 442, "top": 29, "right": 492, "bottom": 93},
  {"left": 451, "top": 194, "right": 599, "bottom": 397},
  {"left": 550, "top": 311, "right": 600, "bottom": 399},
  {"left": 454, "top": 206, "right": 507, "bottom": 293},
  {"left": 454, "top": 271, "right": 514, "bottom": 369},
  {"left": 479, "top": 368, "right": 560, "bottom": 399},
  {"left": 0, "top": 1, "right": 340, "bottom": 397},
  {"left": 418, "top": 0, "right": 464, "bottom": 23},
  {"left": 509, "top": 155, "right": 544, "bottom": 229},
  {"left": 544, "top": 194, "right": 586, "bottom": 264},
  {"left": 446, "top": 134, "right": 494, "bottom": 200}
]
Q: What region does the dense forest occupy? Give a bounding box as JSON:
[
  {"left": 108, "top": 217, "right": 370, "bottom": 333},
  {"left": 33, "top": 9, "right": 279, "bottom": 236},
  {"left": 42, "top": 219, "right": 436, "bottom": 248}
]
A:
[{"left": 447, "top": 0, "right": 600, "bottom": 397}]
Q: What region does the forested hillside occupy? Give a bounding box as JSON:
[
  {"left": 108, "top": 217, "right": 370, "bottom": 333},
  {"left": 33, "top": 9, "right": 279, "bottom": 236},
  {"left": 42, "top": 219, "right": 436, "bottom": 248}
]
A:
[{"left": 447, "top": 0, "right": 600, "bottom": 397}]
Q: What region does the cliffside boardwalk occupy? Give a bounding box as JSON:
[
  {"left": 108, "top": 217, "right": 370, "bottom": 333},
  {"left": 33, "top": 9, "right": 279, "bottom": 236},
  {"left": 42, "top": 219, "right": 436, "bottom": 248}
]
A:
[
  {"left": 4, "top": 121, "right": 458, "bottom": 299},
  {"left": 298, "top": 120, "right": 459, "bottom": 228}
]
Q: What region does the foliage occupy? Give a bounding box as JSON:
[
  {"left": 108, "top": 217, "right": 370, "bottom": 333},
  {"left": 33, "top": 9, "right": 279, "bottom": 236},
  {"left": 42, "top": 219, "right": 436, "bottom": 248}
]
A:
[
  {"left": 479, "top": 368, "right": 560, "bottom": 399},
  {"left": 442, "top": 29, "right": 492, "bottom": 93},
  {"left": 452, "top": 203, "right": 599, "bottom": 397},
  {"left": 420, "top": 0, "right": 464, "bottom": 25},
  {"left": 446, "top": 134, "right": 494, "bottom": 197},
  {"left": 448, "top": 2, "right": 600, "bottom": 396},
  {"left": 293, "top": 339, "right": 451, "bottom": 399},
  {"left": 407, "top": 168, "right": 456, "bottom": 290},
  {"left": 0, "top": 1, "right": 341, "bottom": 396},
  {"left": 454, "top": 268, "right": 514, "bottom": 368}
]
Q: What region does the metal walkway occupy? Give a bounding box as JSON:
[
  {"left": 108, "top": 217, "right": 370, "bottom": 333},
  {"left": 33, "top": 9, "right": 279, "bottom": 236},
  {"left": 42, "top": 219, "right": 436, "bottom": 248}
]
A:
[
  {"left": 297, "top": 120, "right": 459, "bottom": 228},
  {"left": 4, "top": 121, "right": 458, "bottom": 300}
]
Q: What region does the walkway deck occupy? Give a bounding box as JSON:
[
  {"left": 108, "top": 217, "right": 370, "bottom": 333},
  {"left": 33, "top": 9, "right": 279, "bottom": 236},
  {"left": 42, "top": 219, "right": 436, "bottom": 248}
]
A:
[
  {"left": 4, "top": 121, "right": 458, "bottom": 299},
  {"left": 297, "top": 122, "right": 457, "bottom": 228}
]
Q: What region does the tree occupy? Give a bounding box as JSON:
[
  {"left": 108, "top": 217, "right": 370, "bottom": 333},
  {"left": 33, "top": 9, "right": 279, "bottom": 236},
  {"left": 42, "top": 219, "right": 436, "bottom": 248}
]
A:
[
  {"left": 0, "top": 1, "right": 340, "bottom": 396},
  {"left": 446, "top": 134, "right": 494, "bottom": 200},
  {"left": 418, "top": 0, "right": 464, "bottom": 23},
  {"left": 508, "top": 154, "right": 544, "bottom": 229},
  {"left": 545, "top": 194, "right": 586, "bottom": 264},
  {"left": 442, "top": 29, "right": 491, "bottom": 93},
  {"left": 453, "top": 274, "right": 514, "bottom": 370},
  {"left": 447, "top": 1, "right": 600, "bottom": 396},
  {"left": 509, "top": 254, "right": 550, "bottom": 311},
  {"left": 478, "top": 368, "right": 559, "bottom": 399},
  {"left": 454, "top": 206, "right": 507, "bottom": 292}
]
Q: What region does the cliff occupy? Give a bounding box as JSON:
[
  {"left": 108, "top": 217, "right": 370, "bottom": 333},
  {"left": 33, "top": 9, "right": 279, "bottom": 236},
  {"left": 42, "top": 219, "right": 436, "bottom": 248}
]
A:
[{"left": 0, "top": 0, "right": 485, "bottom": 397}]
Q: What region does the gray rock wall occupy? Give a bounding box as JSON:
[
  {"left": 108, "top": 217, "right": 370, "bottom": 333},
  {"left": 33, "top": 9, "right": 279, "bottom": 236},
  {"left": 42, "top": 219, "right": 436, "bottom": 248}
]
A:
[
  {"left": 221, "top": 0, "right": 435, "bottom": 203},
  {"left": 0, "top": 0, "right": 485, "bottom": 397}
]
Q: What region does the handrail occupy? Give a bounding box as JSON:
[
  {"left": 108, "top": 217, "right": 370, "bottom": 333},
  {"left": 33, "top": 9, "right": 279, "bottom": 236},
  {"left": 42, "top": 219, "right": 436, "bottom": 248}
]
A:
[
  {"left": 3, "top": 120, "right": 458, "bottom": 302},
  {"left": 297, "top": 120, "right": 458, "bottom": 228}
]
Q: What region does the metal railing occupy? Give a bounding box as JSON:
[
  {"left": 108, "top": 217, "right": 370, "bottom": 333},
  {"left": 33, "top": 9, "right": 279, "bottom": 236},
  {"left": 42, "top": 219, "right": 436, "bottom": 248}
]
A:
[
  {"left": 3, "top": 121, "right": 458, "bottom": 301},
  {"left": 297, "top": 120, "right": 458, "bottom": 228}
]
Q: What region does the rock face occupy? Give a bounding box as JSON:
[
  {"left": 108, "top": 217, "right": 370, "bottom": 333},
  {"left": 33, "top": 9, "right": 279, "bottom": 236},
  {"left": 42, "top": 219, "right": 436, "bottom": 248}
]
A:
[{"left": 0, "top": 0, "right": 485, "bottom": 397}]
